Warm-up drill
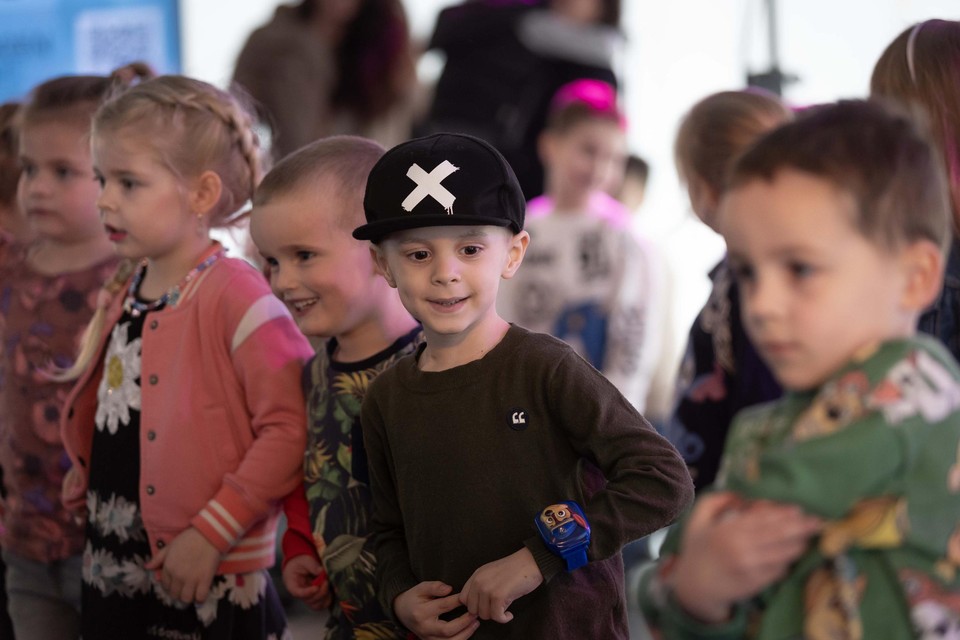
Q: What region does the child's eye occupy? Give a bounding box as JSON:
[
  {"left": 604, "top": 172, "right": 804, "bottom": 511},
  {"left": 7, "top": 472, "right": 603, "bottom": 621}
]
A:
[
  {"left": 120, "top": 178, "right": 137, "bottom": 190},
  {"left": 295, "top": 250, "right": 315, "bottom": 262},
  {"left": 18, "top": 160, "right": 36, "bottom": 177},
  {"left": 408, "top": 250, "right": 430, "bottom": 262},
  {"left": 729, "top": 262, "right": 755, "bottom": 284},
  {"left": 93, "top": 174, "right": 105, "bottom": 188},
  {"left": 461, "top": 245, "right": 482, "bottom": 256},
  {"left": 788, "top": 261, "right": 816, "bottom": 279},
  {"left": 263, "top": 256, "right": 278, "bottom": 268},
  {"left": 54, "top": 165, "right": 74, "bottom": 180}
]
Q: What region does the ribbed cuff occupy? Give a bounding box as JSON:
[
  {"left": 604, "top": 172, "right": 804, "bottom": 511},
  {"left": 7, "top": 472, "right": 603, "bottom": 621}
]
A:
[
  {"left": 379, "top": 571, "right": 420, "bottom": 621},
  {"left": 523, "top": 536, "right": 566, "bottom": 582}
]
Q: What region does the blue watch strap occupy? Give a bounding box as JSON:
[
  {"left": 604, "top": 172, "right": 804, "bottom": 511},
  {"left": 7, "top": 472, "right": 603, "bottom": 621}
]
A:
[{"left": 563, "top": 547, "right": 588, "bottom": 571}]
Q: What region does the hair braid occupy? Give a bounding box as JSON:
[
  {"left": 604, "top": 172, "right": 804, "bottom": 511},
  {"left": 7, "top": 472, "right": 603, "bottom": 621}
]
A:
[
  {"left": 165, "top": 88, "right": 259, "bottom": 205},
  {"left": 93, "top": 76, "right": 263, "bottom": 225}
]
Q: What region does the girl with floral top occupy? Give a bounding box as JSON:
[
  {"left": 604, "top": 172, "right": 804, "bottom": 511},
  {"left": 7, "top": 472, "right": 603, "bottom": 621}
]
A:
[
  {"left": 0, "top": 67, "right": 151, "bottom": 639},
  {"left": 58, "top": 75, "right": 312, "bottom": 639}
]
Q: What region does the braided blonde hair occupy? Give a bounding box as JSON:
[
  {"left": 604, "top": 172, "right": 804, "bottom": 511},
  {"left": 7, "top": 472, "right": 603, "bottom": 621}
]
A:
[
  {"left": 56, "top": 76, "right": 261, "bottom": 382},
  {"left": 92, "top": 75, "right": 262, "bottom": 226}
]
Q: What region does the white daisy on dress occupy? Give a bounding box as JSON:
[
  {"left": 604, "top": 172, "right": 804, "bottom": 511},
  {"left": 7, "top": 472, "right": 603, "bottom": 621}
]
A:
[
  {"left": 195, "top": 591, "right": 220, "bottom": 627},
  {"left": 225, "top": 571, "right": 266, "bottom": 609},
  {"left": 117, "top": 555, "right": 152, "bottom": 598},
  {"left": 83, "top": 543, "right": 121, "bottom": 595},
  {"left": 100, "top": 494, "right": 139, "bottom": 542},
  {"left": 95, "top": 322, "right": 142, "bottom": 434}
]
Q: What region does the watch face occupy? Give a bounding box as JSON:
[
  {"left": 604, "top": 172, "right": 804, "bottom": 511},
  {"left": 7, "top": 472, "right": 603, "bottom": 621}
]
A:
[{"left": 538, "top": 502, "right": 590, "bottom": 550}]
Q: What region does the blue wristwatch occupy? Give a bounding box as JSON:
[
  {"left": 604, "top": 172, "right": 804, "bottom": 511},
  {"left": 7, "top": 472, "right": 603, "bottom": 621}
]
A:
[{"left": 535, "top": 501, "right": 591, "bottom": 571}]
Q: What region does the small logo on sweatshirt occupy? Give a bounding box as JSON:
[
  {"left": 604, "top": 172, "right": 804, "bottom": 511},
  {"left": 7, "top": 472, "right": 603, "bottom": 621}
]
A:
[{"left": 508, "top": 408, "right": 528, "bottom": 431}]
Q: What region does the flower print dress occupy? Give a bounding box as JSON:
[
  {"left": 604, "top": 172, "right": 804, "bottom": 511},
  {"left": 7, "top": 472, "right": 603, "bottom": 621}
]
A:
[{"left": 81, "top": 298, "right": 291, "bottom": 640}]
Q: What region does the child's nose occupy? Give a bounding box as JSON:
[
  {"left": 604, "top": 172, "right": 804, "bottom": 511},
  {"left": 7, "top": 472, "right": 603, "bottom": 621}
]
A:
[
  {"left": 96, "top": 185, "right": 115, "bottom": 213},
  {"left": 431, "top": 254, "right": 461, "bottom": 285},
  {"left": 273, "top": 262, "right": 297, "bottom": 293},
  {"left": 23, "top": 171, "right": 51, "bottom": 198},
  {"left": 743, "top": 275, "right": 781, "bottom": 325}
]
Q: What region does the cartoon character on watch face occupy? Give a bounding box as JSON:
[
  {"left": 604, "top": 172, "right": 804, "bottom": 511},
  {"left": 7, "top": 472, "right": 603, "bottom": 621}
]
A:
[{"left": 539, "top": 502, "right": 590, "bottom": 548}]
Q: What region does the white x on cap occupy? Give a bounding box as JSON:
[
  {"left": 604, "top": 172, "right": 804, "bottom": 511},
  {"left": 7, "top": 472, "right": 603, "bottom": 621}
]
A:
[{"left": 402, "top": 160, "right": 459, "bottom": 214}]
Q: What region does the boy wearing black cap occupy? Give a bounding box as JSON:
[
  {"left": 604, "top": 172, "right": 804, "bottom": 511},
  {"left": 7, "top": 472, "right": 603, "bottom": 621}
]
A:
[{"left": 355, "top": 133, "right": 693, "bottom": 639}]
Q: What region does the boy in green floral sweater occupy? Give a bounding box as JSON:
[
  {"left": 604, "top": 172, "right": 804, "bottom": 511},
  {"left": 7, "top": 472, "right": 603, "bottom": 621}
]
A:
[
  {"left": 250, "top": 136, "right": 422, "bottom": 639},
  {"left": 640, "top": 101, "right": 960, "bottom": 639}
]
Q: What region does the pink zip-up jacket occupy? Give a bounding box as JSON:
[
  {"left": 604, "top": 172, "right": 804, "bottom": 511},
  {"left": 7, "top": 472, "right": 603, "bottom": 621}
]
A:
[{"left": 61, "top": 247, "right": 313, "bottom": 575}]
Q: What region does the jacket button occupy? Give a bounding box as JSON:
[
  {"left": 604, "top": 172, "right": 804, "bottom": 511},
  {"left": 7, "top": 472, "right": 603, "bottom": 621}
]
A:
[
  {"left": 146, "top": 430, "right": 156, "bottom": 441},
  {"left": 148, "top": 374, "right": 158, "bottom": 385},
  {"left": 156, "top": 539, "right": 165, "bottom": 549},
  {"left": 149, "top": 320, "right": 159, "bottom": 330},
  {"left": 146, "top": 485, "right": 155, "bottom": 496}
]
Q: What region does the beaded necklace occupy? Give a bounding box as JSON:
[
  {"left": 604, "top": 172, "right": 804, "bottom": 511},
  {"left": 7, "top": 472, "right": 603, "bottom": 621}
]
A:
[{"left": 123, "top": 250, "right": 224, "bottom": 318}]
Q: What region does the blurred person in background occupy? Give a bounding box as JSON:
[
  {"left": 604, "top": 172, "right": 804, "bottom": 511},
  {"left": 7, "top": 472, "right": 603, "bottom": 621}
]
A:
[
  {"left": 418, "top": 0, "right": 624, "bottom": 199},
  {"left": 233, "top": 0, "right": 418, "bottom": 160}
]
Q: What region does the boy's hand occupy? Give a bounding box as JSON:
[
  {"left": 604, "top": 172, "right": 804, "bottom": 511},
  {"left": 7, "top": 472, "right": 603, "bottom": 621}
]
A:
[
  {"left": 394, "top": 581, "right": 479, "bottom": 639},
  {"left": 459, "top": 547, "right": 543, "bottom": 624},
  {"left": 145, "top": 527, "right": 221, "bottom": 604},
  {"left": 670, "top": 492, "right": 822, "bottom": 623},
  {"left": 282, "top": 554, "right": 331, "bottom": 610}
]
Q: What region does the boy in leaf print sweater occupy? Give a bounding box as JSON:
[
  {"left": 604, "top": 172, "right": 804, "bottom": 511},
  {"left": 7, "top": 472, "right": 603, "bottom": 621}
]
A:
[{"left": 251, "top": 136, "right": 422, "bottom": 639}]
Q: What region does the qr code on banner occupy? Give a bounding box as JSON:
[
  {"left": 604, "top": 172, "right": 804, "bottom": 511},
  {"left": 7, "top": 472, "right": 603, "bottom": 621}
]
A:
[{"left": 74, "top": 6, "right": 166, "bottom": 74}]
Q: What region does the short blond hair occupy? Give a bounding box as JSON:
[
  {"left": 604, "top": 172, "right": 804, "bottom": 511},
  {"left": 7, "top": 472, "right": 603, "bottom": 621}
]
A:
[
  {"left": 675, "top": 89, "right": 793, "bottom": 194},
  {"left": 254, "top": 135, "right": 385, "bottom": 230}
]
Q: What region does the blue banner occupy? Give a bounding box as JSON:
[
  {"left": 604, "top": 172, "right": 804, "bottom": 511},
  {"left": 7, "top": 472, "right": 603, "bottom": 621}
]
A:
[{"left": 0, "top": 0, "right": 181, "bottom": 102}]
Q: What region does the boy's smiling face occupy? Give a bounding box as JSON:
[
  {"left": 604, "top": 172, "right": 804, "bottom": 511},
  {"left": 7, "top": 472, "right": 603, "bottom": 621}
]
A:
[
  {"left": 251, "top": 178, "right": 392, "bottom": 339},
  {"left": 721, "top": 168, "right": 933, "bottom": 391},
  {"left": 374, "top": 224, "right": 528, "bottom": 347}
]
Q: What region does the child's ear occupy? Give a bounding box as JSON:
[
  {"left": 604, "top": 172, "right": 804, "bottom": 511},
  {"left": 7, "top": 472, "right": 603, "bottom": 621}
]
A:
[
  {"left": 537, "top": 131, "right": 557, "bottom": 167},
  {"left": 370, "top": 245, "right": 397, "bottom": 288},
  {"left": 190, "top": 170, "right": 223, "bottom": 216},
  {"left": 688, "top": 176, "right": 720, "bottom": 231},
  {"left": 501, "top": 230, "right": 529, "bottom": 280},
  {"left": 899, "top": 239, "right": 944, "bottom": 311}
]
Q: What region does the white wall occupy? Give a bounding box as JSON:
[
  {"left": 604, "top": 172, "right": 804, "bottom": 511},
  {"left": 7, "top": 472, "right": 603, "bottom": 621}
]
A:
[
  {"left": 621, "top": 1, "right": 957, "bottom": 335},
  {"left": 179, "top": 0, "right": 958, "bottom": 400}
]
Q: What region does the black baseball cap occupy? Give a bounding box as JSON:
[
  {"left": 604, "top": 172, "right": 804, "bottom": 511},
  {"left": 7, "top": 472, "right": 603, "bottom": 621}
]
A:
[{"left": 353, "top": 133, "right": 525, "bottom": 242}]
